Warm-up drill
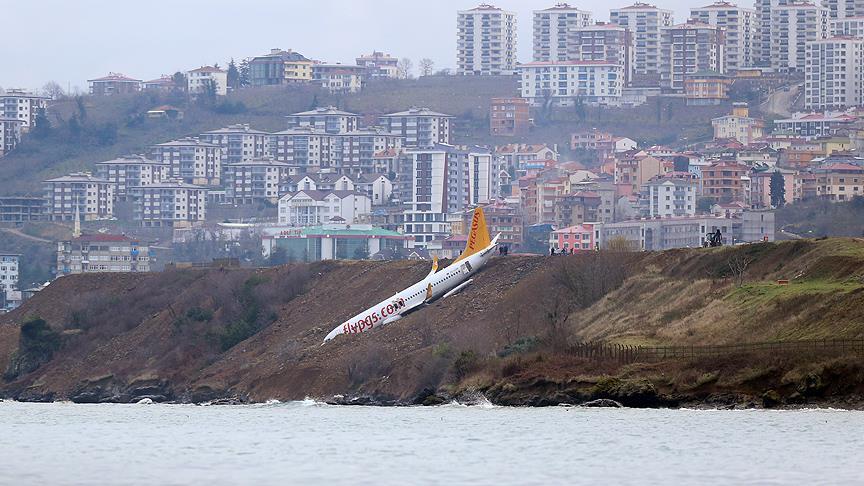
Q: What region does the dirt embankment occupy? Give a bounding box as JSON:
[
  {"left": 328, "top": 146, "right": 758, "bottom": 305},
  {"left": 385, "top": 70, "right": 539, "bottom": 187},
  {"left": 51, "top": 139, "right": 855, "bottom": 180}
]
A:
[{"left": 2, "top": 239, "right": 864, "bottom": 408}]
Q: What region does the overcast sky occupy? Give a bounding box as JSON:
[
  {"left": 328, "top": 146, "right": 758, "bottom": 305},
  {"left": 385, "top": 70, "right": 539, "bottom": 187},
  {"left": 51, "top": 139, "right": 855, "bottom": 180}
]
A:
[{"left": 5, "top": 0, "right": 700, "bottom": 92}]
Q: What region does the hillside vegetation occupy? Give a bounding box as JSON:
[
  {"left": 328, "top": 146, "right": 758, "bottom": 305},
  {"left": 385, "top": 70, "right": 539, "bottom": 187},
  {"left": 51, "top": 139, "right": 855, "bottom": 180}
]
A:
[{"left": 1, "top": 238, "right": 863, "bottom": 407}]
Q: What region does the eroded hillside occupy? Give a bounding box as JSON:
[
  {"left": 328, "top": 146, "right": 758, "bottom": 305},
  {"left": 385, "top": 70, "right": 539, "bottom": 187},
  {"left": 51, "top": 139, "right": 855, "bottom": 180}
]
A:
[{"left": 2, "top": 239, "right": 864, "bottom": 407}]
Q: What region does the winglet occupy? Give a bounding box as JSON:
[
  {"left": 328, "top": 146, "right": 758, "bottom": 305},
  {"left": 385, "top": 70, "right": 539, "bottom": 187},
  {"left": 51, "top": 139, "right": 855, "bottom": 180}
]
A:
[{"left": 454, "top": 207, "right": 491, "bottom": 263}]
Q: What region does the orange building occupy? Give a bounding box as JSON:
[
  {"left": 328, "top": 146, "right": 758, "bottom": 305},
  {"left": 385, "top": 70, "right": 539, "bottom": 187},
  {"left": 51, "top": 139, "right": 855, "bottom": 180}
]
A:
[
  {"left": 490, "top": 98, "right": 530, "bottom": 136},
  {"left": 702, "top": 161, "right": 748, "bottom": 203}
]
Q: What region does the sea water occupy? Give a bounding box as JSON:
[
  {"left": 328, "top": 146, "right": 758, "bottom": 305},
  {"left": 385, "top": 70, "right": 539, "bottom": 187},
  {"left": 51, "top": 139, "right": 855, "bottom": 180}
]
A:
[{"left": 1, "top": 400, "right": 862, "bottom": 485}]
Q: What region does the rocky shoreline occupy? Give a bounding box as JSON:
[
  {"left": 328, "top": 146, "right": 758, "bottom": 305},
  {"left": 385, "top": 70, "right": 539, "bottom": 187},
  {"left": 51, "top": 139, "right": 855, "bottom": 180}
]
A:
[{"left": 5, "top": 378, "right": 864, "bottom": 410}]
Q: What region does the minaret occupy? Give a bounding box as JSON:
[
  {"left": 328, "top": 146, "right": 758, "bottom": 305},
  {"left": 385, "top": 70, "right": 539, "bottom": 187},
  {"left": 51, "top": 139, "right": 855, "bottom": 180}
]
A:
[{"left": 73, "top": 199, "right": 81, "bottom": 238}]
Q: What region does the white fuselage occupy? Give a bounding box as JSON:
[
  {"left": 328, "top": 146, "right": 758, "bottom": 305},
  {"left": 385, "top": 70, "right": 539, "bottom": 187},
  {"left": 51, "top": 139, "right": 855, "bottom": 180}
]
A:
[{"left": 323, "top": 237, "right": 499, "bottom": 342}]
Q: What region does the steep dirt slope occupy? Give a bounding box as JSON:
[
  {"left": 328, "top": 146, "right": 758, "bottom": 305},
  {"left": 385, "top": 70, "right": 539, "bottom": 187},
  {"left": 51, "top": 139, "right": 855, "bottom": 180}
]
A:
[{"left": 1, "top": 239, "right": 863, "bottom": 406}]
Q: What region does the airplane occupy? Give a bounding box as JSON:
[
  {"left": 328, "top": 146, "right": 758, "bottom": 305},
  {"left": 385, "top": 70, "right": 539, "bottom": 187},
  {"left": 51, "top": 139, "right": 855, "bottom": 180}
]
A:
[{"left": 323, "top": 207, "right": 501, "bottom": 343}]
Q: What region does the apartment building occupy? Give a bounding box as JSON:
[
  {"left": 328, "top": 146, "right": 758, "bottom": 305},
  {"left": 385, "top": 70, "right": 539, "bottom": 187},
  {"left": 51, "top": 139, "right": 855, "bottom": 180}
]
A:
[
  {"left": 569, "top": 23, "right": 634, "bottom": 85},
  {"left": 0, "top": 254, "right": 19, "bottom": 310},
  {"left": 571, "top": 130, "right": 638, "bottom": 157},
  {"left": 659, "top": 21, "right": 726, "bottom": 92},
  {"left": 804, "top": 36, "right": 864, "bottom": 110},
  {"left": 813, "top": 162, "right": 864, "bottom": 200},
  {"left": 87, "top": 73, "right": 142, "bottom": 95},
  {"left": 379, "top": 107, "right": 453, "bottom": 148},
  {"left": 702, "top": 161, "right": 748, "bottom": 202},
  {"left": 44, "top": 172, "right": 115, "bottom": 221},
  {"left": 609, "top": 2, "right": 674, "bottom": 84},
  {"left": 690, "top": 1, "right": 756, "bottom": 72},
  {"left": 830, "top": 16, "right": 864, "bottom": 35},
  {"left": 143, "top": 76, "right": 180, "bottom": 92},
  {"left": 285, "top": 107, "right": 359, "bottom": 134},
  {"left": 823, "top": 0, "right": 864, "bottom": 19},
  {"left": 595, "top": 216, "right": 761, "bottom": 250},
  {"left": 355, "top": 51, "right": 399, "bottom": 78},
  {"left": 57, "top": 235, "right": 151, "bottom": 275},
  {"left": 457, "top": 4, "right": 518, "bottom": 75},
  {"left": 249, "top": 49, "right": 313, "bottom": 86},
  {"left": 355, "top": 173, "right": 394, "bottom": 206},
  {"left": 224, "top": 158, "right": 291, "bottom": 205},
  {"left": 770, "top": 2, "right": 829, "bottom": 73},
  {"left": 0, "top": 89, "right": 49, "bottom": 131},
  {"left": 130, "top": 181, "right": 207, "bottom": 228},
  {"left": 711, "top": 103, "right": 766, "bottom": 144},
  {"left": 277, "top": 190, "right": 371, "bottom": 226},
  {"left": 0, "top": 197, "right": 44, "bottom": 223},
  {"left": 643, "top": 172, "right": 699, "bottom": 217},
  {"left": 186, "top": 66, "right": 228, "bottom": 96},
  {"left": 332, "top": 128, "right": 404, "bottom": 175},
  {"left": 402, "top": 144, "right": 494, "bottom": 248},
  {"left": 0, "top": 118, "right": 24, "bottom": 158},
  {"left": 532, "top": 3, "right": 593, "bottom": 62},
  {"left": 490, "top": 97, "right": 530, "bottom": 136},
  {"left": 773, "top": 112, "right": 857, "bottom": 136},
  {"left": 95, "top": 155, "right": 170, "bottom": 200},
  {"left": 150, "top": 138, "right": 222, "bottom": 186},
  {"left": 312, "top": 65, "right": 365, "bottom": 93},
  {"left": 684, "top": 71, "right": 733, "bottom": 104},
  {"left": 199, "top": 124, "right": 270, "bottom": 166},
  {"left": 517, "top": 61, "right": 624, "bottom": 107},
  {"left": 550, "top": 223, "right": 600, "bottom": 252},
  {"left": 267, "top": 127, "right": 332, "bottom": 171}
]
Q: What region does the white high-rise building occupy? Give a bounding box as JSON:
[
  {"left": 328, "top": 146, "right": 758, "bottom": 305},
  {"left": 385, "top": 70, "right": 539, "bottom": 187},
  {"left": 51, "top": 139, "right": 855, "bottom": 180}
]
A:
[
  {"left": 823, "top": 0, "right": 864, "bottom": 18},
  {"left": 805, "top": 36, "right": 864, "bottom": 109},
  {"left": 402, "top": 144, "right": 493, "bottom": 248},
  {"left": 830, "top": 16, "right": 864, "bottom": 35},
  {"left": 569, "top": 23, "right": 634, "bottom": 85},
  {"left": 532, "top": 3, "right": 593, "bottom": 62},
  {"left": 518, "top": 61, "right": 624, "bottom": 106},
  {"left": 43, "top": 173, "right": 115, "bottom": 222},
  {"left": 610, "top": 2, "right": 674, "bottom": 84},
  {"left": 756, "top": 0, "right": 786, "bottom": 66},
  {"left": 659, "top": 21, "right": 726, "bottom": 92},
  {"left": 0, "top": 254, "right": 19, "bottom": 310},
  {"left": 457, "top": 4, "right": 517, "bottom": 75},
  {"left": 0, "top": 89, "right": 49, "bottom": 131},
  {"left": 690, "top": 1, "right": 757, "bottom": 71},
  {"left": 770, "top": 2, "right": 829, "bottom": 72}
]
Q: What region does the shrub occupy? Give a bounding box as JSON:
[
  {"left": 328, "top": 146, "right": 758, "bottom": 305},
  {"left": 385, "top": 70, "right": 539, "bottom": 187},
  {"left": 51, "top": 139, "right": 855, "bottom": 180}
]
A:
[
  {"left": 452, "top": 350, "right": 479, "bottom": 381},
  {"left": 186, "top": 307, "right": 213, "bottom": 322},
  {"left": 498, "top": 336, "right": 540, "bottom": 358}
]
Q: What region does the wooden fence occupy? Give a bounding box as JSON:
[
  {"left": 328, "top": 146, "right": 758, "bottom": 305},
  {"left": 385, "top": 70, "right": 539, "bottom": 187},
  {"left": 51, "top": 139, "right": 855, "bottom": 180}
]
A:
[{"left": 569, "top": 339, "right": 864, "bottom": 364}]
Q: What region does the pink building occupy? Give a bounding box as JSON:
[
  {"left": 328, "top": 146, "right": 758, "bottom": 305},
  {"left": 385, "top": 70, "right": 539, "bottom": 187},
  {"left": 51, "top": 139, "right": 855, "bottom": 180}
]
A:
[{"left": 549, "top": 223, "right": 600, "bottom": 252}]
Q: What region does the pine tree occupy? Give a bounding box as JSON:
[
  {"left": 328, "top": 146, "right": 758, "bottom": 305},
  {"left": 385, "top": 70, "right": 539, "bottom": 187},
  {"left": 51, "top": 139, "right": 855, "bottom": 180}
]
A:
[
  {"left": 239, "top": 58, "right": 251, "bottom": 87},
  {"left": 227, "top": 59, "right": 240, "bottom": 90},
  {"left": 770, "top": 171, "right": 786, "bottom": 208}
]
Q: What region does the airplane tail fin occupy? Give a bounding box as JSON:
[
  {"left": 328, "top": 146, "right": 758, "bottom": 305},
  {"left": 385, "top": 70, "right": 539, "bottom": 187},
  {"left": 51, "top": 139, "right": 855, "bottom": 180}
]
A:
[{"left": 454, "top": 207, "right": 492, "bottom": 263}]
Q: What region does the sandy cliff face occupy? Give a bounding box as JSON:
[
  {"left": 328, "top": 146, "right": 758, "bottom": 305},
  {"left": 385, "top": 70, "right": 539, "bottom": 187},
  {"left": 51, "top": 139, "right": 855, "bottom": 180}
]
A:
[{"left": 2, "top": 239, "right": 864, "bottom": 407}]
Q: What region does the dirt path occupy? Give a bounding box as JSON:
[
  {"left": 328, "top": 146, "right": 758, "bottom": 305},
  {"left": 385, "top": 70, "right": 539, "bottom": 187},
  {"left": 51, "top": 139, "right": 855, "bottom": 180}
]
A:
[{"left": 0, "top": 227, "right": 53, "bottom": 243}]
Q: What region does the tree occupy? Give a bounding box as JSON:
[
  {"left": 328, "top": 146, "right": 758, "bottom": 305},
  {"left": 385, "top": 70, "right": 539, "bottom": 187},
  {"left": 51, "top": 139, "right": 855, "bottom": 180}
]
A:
[
  {"left": 239, "top": 58, "right": 251, "bottom": 87},
  {"left": 75, "top": 96, "right": 87, "bottom": 122},
  {"left": 418, "top": 58, "right": 435, "bottom": 77},
  {"left": 727, "top": 253, "right": 753, "bottom": 287},
  {"left": 42, "top": 81, "right": 65, "bottom": 100},
  {"left": 396, "top": 58, "right": 413, "bottom": 79},
  {"left": 227, "top": 59, "right": 240, "bottom": 90},
  {"left": 172, "top": 72, "right": 187, "bottom": 92},
  {"left": 770, "top": 171, "right": 786, "bottom": 208},
  {"left": 604, "top": 236, "right": 636, "bottom": 252},
  {"left": 353, "top": 244, "right": 370, "bottom": 260}
]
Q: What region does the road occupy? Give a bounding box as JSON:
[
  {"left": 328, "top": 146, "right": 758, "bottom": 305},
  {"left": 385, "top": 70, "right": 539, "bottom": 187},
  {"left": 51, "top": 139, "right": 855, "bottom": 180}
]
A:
[{"left": 760, "top": 82, "right": 803, "bottom": 117}]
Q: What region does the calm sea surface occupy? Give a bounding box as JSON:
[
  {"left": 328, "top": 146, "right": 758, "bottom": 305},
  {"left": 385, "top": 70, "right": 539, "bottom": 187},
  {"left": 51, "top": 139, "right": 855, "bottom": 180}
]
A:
[{"left": 1, "top": 400, "right": 862, "bottom": 485}]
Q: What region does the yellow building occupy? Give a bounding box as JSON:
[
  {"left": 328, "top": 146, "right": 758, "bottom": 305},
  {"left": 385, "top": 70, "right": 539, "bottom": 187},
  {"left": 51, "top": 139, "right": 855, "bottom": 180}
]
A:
[{"left": 685, "top": 70, "right": 732, "bottom": 106}]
